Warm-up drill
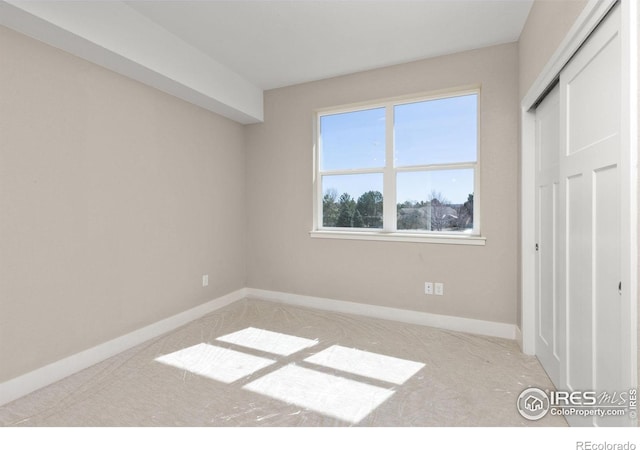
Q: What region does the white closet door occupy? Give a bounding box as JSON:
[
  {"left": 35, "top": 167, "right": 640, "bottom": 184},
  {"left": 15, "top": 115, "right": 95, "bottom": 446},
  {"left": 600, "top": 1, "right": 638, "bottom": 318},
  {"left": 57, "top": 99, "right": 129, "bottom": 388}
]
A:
[
  {"left": 535, "top": 5, "right": 632, "bottom": 428},
  {"left": 559, "top": 5, "right": 626, "bottom": 427}
]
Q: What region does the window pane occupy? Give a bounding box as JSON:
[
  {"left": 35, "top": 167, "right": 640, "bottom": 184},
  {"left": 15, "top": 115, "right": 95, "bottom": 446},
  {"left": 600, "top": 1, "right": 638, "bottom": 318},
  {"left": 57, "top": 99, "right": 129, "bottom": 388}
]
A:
[
  {"left": 320, "top": 107, "right": 385, "bottom": 171},
  {"left": 396, "top": 169, "right": 474, "bottom": 232},
  {"left": 394, "top": 94, "right": 477, "bottom": 166},
  {"left": 322, "top": 174, "right": 383, "bottom": 228}
]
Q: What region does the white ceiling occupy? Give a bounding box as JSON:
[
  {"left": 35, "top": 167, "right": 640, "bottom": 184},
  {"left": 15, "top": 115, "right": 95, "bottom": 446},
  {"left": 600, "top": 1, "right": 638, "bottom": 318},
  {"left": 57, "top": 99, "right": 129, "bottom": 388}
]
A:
[
  {"left": 126, "top": 0, "right": 534, "bottom": 90},
  {"left": 0, "top": 0, "right": 533, "bottom": 123}
]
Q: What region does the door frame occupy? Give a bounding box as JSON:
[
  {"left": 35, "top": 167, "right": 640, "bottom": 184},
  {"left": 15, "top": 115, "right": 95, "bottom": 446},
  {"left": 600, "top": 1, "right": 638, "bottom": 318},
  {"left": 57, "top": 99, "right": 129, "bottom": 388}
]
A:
[{"left": 520, "top": 0, "right": 637, "bottom": 395}]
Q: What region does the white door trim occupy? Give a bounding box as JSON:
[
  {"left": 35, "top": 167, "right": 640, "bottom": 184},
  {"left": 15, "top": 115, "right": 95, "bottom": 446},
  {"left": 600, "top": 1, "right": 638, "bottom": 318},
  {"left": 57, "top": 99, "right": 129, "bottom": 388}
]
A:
[{"left": 520, "top": 0, "right": 637, "bottom": 361}]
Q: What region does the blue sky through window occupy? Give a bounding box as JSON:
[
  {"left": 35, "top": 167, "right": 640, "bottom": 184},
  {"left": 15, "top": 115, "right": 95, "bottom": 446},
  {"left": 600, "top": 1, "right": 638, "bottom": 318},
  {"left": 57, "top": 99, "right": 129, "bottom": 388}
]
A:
[
  {"left": 320, "top": 107, "right": 385, "bottom": 171},
  {"left": 320, "top": 94, "right": 476, "bottom": 205},
  {"left": 394, "top": 94, "right": 477, "bottom": 167},
  {"left": 396, "top": 169, "right": 473, "bottom": 205}
]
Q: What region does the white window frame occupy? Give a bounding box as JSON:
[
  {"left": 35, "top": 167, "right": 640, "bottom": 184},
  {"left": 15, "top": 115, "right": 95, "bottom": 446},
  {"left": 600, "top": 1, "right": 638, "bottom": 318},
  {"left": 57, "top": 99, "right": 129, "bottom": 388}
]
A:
[{"left": 311, "top": 86, "right": 485, "bottom": 246}]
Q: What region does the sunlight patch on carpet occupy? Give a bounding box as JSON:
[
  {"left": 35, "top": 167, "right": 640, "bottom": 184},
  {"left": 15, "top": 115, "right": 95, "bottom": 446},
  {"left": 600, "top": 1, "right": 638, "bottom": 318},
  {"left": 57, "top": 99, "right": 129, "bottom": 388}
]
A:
[
  {"left": 216, "top": 327, "right": 318, "bottom": 356},
  {"left": 155, "top": 343, "right": 275, "bottom": 383},
  {"left": 304, "top": 345, "right": 425, "bottom": 384},
  {"left": 243, "top": 364, "right": 394, "bottom": 423}
]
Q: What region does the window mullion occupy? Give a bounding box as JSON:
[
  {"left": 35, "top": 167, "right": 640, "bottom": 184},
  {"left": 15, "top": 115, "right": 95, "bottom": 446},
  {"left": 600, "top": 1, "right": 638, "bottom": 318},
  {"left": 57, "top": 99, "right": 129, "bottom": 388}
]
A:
[
  {"left": 395, "top": 162, "right": 477, "bottom": 172},
  {"left": 383, "top": 104, "right": 396, "bottom": 232},
  {"left": 319, "top": 167, "right": 385, "bottom": 176}
]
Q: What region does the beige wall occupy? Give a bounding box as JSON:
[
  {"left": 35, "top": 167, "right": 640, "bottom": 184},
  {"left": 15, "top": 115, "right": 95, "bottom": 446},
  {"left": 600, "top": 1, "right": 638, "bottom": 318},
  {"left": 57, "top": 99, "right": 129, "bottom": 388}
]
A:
[
  {"left": 245, "top": 43, "right": 519, "bottom": 325},
  {"left": 518, "top": 0, "right": 589, "bottom": 99},
  {"left": 0, "top": 26, "right": 246, "bottom": 382}
]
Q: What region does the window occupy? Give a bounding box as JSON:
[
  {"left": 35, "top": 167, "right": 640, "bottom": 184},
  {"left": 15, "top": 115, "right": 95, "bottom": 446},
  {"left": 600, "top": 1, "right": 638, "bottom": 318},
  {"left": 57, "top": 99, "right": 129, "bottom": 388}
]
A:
[{"left": 313, "top": 89, "right": 483, "bottom": 244}]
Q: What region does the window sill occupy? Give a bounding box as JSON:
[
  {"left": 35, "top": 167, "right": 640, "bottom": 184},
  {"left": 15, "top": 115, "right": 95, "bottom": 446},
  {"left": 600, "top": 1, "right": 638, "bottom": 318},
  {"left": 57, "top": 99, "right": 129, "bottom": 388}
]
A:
[{"left": 309, "top": 230, "right": 486, "bottom": 246}]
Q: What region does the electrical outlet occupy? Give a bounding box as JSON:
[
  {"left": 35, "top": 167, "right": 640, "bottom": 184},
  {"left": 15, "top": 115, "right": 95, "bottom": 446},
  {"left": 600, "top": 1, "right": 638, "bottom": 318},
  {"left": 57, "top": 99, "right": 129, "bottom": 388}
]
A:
[
  {"left": 435, "top": 282, "right": 444, "bottom": 296},
  {"left": 424, "top": 282, "right": 433, "bottom": 295},
  {"left": 202, "top": 275, "right": 209, "bottom": 287}
]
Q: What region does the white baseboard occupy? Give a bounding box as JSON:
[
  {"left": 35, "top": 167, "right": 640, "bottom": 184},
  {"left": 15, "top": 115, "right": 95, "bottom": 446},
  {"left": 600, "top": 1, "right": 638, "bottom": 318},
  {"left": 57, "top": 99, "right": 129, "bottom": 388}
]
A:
[
  {"left": 0, "top": 288, "right": 247, "bottom": 407},
  {"left": 245, "top": 288, "right": 516, "bottom": 341},
  {"left": 1, "top": 287, "right": 518, "bottom": 407}
]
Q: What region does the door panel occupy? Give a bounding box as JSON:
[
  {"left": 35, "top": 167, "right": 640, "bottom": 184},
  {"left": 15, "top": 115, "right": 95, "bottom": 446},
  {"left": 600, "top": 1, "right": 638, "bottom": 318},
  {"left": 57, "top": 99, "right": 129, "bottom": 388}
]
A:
[
  {"left": 535, "top": 85, "right": 561, "bottom": 387},
  {"left": 566, "top": 32, "right": 620, "bottom": 155},
  {"left": 565, "top": 173, "right": 592, "bottom": 393},
  {"left": 538, "top": 183, "right": 554, "bottom": 347},
  {"left": 593, "top": 166, "right": 622, "bottom": 392},
  {"left": 593, "top": 164, "right": 624, "bottom": 426}
]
